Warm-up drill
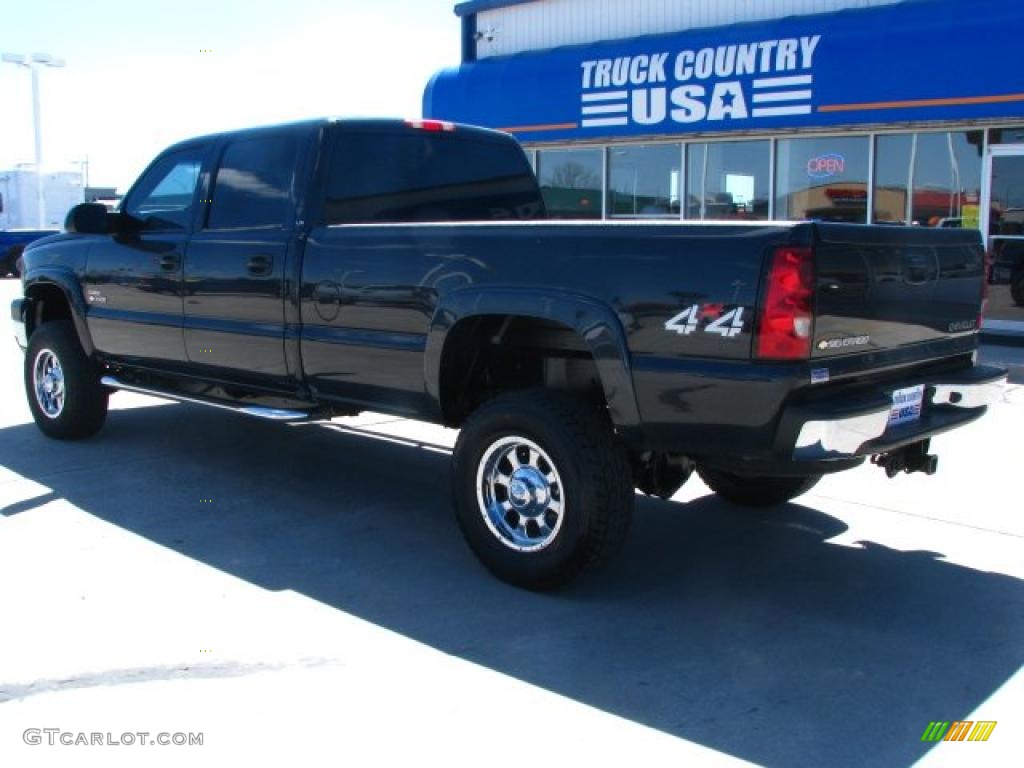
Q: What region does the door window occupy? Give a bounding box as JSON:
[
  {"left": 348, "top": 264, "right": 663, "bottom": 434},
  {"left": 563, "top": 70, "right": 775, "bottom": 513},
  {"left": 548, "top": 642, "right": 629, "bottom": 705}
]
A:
[
  {"left": 123, "top": 146, "right": 206, "bottom": 230},
  {"left": 989, "top": 127, "right": 1024, "bottom": 145},
  {"left": 206, "top": 135, "right": 298, "bottom": 230}
]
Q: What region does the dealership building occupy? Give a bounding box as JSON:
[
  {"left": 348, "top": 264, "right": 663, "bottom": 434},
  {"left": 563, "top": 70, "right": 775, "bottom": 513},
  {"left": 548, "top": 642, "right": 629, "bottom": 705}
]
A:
[{"left": 425, "top": 0, "right": 1024, "bottom": 322}]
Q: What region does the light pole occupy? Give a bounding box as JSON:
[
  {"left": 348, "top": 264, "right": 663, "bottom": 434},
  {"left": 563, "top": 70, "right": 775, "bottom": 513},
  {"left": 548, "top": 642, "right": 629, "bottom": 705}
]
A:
[{"left": 1, "top": 52, "right": 66, "bottom": 229}]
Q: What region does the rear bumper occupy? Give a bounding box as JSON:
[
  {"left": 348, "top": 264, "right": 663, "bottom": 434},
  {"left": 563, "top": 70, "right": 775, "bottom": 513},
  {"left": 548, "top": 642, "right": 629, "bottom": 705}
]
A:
[
  {"left": 781, "top": 364, "right": 1007, "bottom": 462},
  {"left": 11, "top": 297, "right": 28, "bottom": 350}
]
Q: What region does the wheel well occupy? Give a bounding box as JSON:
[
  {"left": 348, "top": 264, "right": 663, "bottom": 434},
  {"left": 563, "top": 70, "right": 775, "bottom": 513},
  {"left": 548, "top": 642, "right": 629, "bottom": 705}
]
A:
[
  {"left": 439, "top": 314, "right": 605, "bottom": 426},
  {"left": 25, "top": 284, "right": 74, "bottom": 338}
]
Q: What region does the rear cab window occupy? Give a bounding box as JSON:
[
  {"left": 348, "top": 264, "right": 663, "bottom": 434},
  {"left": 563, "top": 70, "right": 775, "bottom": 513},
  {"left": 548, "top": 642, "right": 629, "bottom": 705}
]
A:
[{"left": 323, "top": 126, "right": 545, "bottom": 225}]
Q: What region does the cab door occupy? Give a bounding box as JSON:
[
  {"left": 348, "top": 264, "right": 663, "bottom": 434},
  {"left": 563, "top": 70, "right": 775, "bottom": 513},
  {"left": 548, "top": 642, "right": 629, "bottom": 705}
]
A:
[
  {"left": 182, "top": 130, "right": 304, "bottom": 382},
  {"left": 84, "top": 143, "right": 211, "bottom": 365}
]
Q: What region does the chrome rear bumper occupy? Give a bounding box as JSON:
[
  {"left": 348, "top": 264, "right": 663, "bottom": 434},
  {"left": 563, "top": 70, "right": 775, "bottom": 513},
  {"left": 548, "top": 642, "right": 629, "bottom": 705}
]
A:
[{"left": 790, "top": 366, "right": 1007, "bottom": 461}]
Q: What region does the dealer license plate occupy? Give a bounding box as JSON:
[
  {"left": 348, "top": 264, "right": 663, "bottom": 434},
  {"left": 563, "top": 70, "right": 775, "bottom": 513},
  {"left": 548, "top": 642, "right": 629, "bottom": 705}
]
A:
[{"left": 888, "top": 385, "right": 925, "bottom": 427}]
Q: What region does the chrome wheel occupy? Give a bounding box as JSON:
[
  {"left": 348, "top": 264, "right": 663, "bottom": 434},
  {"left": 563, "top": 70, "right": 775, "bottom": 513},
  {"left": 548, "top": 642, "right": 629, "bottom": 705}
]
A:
[
  {"left": 476, "top": 435, "right": 565, "bottom": 552},
  {"left": 32, "top": 348, "right": 65, "bottom": 419}
]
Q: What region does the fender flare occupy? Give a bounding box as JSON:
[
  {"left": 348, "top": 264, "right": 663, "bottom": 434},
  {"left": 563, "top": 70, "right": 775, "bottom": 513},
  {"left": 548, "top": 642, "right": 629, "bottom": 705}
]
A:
[
  {"left": 23, "top": 269, "right": 96, "bottom": 357},
  {"left": 425, "top": 287, "right": 642, "bottom": 437}
]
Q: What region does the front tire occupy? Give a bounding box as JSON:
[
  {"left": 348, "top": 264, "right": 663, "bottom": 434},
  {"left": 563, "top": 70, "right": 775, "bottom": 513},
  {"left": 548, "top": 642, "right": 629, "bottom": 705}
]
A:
[
  {"left": 697, "top": 466, "right": 820, "bottom": 507},
  {"left": 451, "top": 390, "right": 633, "bottom": 590},
  {"left": 24, "top": 320, "right": 108, "bottom": 439}
]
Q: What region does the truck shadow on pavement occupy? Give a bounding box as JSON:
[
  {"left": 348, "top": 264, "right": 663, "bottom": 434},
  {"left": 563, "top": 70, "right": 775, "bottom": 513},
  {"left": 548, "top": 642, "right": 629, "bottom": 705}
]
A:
[{"left": 2, "top": 402, "right": 1021, "bottom": 768}]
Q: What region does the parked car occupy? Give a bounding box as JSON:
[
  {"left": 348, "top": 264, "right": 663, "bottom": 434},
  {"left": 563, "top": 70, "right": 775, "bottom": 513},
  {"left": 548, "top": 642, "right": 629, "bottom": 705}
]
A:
[
  {"left": 0, "top": 230, "right": 59, "bottom": 277},
  {"left": 11, "top": 118, "right": 1007, "bottom": 589}
]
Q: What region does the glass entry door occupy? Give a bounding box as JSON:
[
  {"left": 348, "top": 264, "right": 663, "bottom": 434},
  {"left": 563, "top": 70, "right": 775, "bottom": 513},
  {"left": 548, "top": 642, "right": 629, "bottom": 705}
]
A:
[{"left": 983, "top": 147, "right": 1024, "bottom": 321}]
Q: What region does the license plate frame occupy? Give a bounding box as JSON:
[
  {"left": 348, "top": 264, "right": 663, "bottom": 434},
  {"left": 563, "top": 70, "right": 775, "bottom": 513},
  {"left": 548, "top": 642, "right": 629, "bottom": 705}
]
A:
[{"left": 888, "top": 384, "right": 925, "bottom": 428}]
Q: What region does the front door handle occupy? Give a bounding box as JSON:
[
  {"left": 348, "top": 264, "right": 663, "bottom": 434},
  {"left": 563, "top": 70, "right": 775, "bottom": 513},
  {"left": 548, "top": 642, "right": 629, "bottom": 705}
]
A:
[
  {"left": 247, "top": 255, "right": 273, "bottom": 276},
  {"left": 159, "top": 254, "right": 180, "bottom": 271}
]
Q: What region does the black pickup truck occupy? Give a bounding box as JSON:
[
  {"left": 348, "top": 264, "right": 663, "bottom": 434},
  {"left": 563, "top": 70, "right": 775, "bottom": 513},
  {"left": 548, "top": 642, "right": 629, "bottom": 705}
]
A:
[{"left": 11, "top": 118, "right": 1007, "bottom": 588}]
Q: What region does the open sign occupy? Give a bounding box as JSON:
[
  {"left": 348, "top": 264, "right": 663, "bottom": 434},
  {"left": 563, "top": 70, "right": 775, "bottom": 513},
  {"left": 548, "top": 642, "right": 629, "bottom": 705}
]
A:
[{"left": 807, "top": 153, "right": 846, "bottom": 179}]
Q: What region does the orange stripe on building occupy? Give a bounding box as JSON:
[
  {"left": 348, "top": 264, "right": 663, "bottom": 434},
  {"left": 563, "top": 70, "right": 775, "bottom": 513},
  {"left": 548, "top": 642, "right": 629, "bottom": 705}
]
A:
[
  {"left": 498, "top": 122, "right": 579, "bottom": 133},
  {"left": 819, "top": 93, "right": 1024, "bottom": 113}
]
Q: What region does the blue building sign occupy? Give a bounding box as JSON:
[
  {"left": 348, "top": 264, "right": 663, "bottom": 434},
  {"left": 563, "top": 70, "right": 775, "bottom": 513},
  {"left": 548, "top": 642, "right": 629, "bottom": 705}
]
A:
[{"left": 425, "top": 0, "right": 1024, "bottom": 141}]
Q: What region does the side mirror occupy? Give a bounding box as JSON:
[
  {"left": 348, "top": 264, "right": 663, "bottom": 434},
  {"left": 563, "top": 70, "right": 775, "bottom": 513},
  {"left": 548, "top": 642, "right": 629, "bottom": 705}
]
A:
[{"left": 65, "top": 203, "right": 114, "bottom": 235}]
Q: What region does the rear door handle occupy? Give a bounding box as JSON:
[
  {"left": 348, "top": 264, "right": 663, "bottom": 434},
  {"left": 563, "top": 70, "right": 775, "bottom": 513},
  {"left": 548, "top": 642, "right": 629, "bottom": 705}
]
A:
[
  {"left": 159, "top": 254, "right": 180, "bottom": 271},
  {"left": 247, "top": 255, "right": 273, "bottom": 275}
]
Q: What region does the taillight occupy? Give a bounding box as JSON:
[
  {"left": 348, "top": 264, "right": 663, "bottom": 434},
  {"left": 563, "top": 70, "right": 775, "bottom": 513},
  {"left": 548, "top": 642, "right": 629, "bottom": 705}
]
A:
[
  {"left": 756, "top": 246, "right": 815, "bottom": 360},
  {"left": 405, "top": 119, "right": 455, "bottom": 132},
  {"left": 979, "top": 249, "right": 991, "bottom": 329}
]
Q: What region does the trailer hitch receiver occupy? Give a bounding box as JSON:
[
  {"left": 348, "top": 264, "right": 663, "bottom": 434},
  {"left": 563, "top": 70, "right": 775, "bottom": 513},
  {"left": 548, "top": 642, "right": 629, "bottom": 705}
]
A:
[{"left": 872, "top": 439, "right": 938, "bottom": 478}]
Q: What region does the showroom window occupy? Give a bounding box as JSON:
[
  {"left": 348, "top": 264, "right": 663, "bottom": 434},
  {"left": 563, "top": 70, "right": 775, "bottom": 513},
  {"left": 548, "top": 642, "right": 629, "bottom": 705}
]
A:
[
  {"left": 775, "top": 136, "right": 870, "bottom": 223},
  {"left": 607, "top": 144, "right": 681, "bottom": 218},
  {"left": 536, "top": 148, "right": 603, "bottom": 219},
  {"left": 873, "top": 131, "right": 983, "bottom": 228},
  {"left": 686, "top": 140, "right": 770, "bottom": 220}
]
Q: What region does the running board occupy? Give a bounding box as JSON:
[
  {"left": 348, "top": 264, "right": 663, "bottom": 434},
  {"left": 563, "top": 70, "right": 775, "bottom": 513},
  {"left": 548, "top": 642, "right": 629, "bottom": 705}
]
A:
[{"left": 100, "top": 376, "right": 312, "bottom": 421}]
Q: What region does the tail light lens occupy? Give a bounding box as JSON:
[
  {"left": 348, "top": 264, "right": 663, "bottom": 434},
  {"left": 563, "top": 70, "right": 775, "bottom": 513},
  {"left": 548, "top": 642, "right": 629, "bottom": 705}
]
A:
[{"left": 756, "top": 246, "right": 815, "bottom": 360}]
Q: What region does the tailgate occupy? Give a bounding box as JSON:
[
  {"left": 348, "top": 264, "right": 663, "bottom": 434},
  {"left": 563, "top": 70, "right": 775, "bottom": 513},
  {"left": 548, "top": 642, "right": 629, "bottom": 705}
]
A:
[{"left": 810, "top": 223, "right": 985, "bottom": 358}]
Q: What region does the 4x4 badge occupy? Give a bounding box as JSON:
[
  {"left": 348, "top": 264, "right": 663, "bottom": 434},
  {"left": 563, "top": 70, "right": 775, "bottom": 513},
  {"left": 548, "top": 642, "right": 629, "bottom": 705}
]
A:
[{"left": 665, "top": 304, "right": 745, "bottom": 337}]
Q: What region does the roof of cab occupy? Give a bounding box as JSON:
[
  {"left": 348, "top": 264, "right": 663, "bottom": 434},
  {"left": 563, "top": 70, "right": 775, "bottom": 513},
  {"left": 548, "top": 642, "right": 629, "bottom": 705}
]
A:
[{"left": 161, "top": 117, "right": 512, "bottom": 155}]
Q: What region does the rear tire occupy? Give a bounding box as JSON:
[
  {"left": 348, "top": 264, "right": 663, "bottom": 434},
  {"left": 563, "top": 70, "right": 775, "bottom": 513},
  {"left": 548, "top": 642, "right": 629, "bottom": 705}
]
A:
[
  {"left": 451, "top": 389, "right": 633, "bottom": 590},
  {"left": 697, "top": 466, "right": 820, "bottom": 507},
  {"left": 24, "top": 320, "right": 108, "bottom": 439}
]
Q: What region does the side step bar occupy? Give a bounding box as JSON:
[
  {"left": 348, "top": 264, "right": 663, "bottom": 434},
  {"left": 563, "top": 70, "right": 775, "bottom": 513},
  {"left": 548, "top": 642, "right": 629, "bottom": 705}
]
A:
[{"left": 100, "top": 376, "right": 312, "bottom": 422}]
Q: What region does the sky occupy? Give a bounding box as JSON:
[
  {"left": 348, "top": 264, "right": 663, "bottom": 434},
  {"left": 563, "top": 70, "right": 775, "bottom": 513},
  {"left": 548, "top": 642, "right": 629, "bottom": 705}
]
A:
[{"left": 0, "top": 0, "right": 461, "bottom": 191}]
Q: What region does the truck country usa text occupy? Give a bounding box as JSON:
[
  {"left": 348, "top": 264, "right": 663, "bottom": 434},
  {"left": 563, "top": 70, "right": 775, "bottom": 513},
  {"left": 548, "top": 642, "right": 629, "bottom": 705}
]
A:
[{"left": 579, "top": 35, "right": 821, "bottom": 129}]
